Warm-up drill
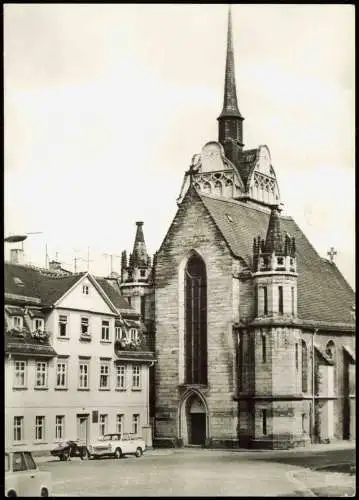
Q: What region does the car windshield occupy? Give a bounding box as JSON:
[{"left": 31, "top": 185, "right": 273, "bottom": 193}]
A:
[
  {"left": 102, "top": 435, "right": 112, "bottom": 441},
  {"left": 5, "top": 453, "right": 9, "bottom": 472}
]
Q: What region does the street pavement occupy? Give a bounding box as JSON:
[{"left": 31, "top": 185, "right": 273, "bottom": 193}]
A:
[{"left": 38, "top": 445, "right": 356, "bottom": 497}]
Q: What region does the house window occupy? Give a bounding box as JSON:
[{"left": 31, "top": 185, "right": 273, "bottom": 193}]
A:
[
  {"left": 295, "top": 343, "right": 299, "bottom": 370},
  {"left": 132, "top": 365, "right": 141, "bottom": 389},
  {"left": 33, "top": 318, "right": 44, "bottom": 331},
  {"left": 79, "top": 361, "right": 90, "bottom": 389},
  {"left": 58, "top": 315, "right": 68, "bottom": 337},
  {"left": 262, "top": 409, "right": 267, "bottom": 435},
  {"left": 35, "top": 361, "right": 48, "bottom": 388},
  {"left": 14, "top": 360, "right": 27, "bottom": 388},
  {"left": 127, "top": 297, "right": 132, "bottom": 306},
  {"left": 185, "top": 253, "right": 208, "bottom": 385},
  {"left": 55, "top": 416, "right": 65, "bottom": 440},
  {"left": 140, "top": 269, "right": 146, "bottom": 277},
  {"left": 81, "top": 317, "right": 89, "bottom": 336},
  {"left": 101, "top": 320, "right": 110, "bottom": 341},
  {"left": 132, "top": 414, "right": 140, "bottom": 435},
  {"left": 278, "top": 286, "right": 283, "bottom": 314},
  {"left": 301, "top": 340, "right": 308, "bottom": 393},
  {"left": 35, "top": 416, "right": 45, "bottom": 441},
  {"left": 99, "top": 414, "right": 108, "bottom": 436},
  {"left": 56, "top": 360, "right": 68, "bottom": 388},
  {"left": 82, "top": 285, "right": 89, "bottom": 295},
  {"left": 116, "top": 414, "right": 124, "bottom": 435},
  {"left": 13, "top": 316, "right": 23, "bottom": 329},
  {"left": 130, "top": 328, "right": 138, "bottom": 342},
  {"left": 99, "top": 362, "right": 110, "bottom": 389},
  {"left": 261, "top": 332, "right": 266, "bottom": 363},
  {"left": 13, "top": 416, "right": 24, "bottom": 442},
  {"left": 116, "top": 365, "right": 126, "bottom": 390},
  {"left": 115, "top": 326, "right": 122, "bottom": 340}
]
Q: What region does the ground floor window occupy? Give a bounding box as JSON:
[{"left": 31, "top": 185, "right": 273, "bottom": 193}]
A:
[
  {"left": 116, "top": 414, "right": 124, "bottom": 435},
  {"left": 55, "top": 415, "right": 65, "bottom": 440},
  {"left": 132, "top": 414, "right": 140, "bottom": 435},
  {"left": 35, "top": 416, "right": 45, "bottom": 441},
  {"left": 99, "top": 414, "right": 108, "bottom": 436},
  {"left": 13, "top": 416, "right": 24, "bottom": 442}
]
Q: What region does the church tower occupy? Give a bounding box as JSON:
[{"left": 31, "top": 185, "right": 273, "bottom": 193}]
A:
[
  {"left": 120, "top": 221, "right": 152, "bottom": 319},
  {"left": 176, "top": 6, "right": 280, "bottom": 208}
]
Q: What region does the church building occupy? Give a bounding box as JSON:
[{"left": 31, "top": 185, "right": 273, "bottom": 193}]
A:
[{"left": 147, "top": 7, "right": 355, "bottom": 449}]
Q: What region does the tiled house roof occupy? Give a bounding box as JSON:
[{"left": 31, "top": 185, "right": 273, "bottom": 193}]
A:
[
  {"left": 95, "top": 278, "right": 134, "bottom": 314},
  {"left": 198, "top": 193, "right": 355, "bottom": 326}
]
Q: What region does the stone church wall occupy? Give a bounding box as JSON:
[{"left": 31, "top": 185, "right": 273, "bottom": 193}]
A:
[{"left": 154, "top": 192, "right": 238, "bottom": 446}]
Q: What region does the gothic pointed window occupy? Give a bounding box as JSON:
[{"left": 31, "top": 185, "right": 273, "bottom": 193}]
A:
[
  {"left": 185, "top": 254, "right": 207, "bottom": 385},
  {"left": 214, "top": 181, "right": 223, "bottom": 197}
]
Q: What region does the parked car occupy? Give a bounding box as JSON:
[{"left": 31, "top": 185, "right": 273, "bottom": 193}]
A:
[
  {"left": 87, "top": 433, "right": 145, "bottom": 459},
  {"left": 5, "top": 450, "right": 52, "bottom": 497},
  {"left": 50, "top": 440, "right": 89, "bottom": 461}
]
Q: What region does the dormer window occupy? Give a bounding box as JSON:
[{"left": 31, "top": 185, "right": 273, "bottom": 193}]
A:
[
  {"left": 13, "top": 277, "right": 24, "bottom": 287},
  {"left": 277, "top": 257, "right": 284, "bottom": 266},
  {"left": 82, "top": 285, "right": 89, "bottom": 295},
  {"left": 140, "top": 270, "right": 146, "bottom": 277},
  {"left": 130, "top": 328, "right": 138, "bottom": 342},
  {"left": 34, "top": 318, "right": 44, "bottom": 331},
  {"left": 13, "top": 316, "right": 23, "bottom": 329}
]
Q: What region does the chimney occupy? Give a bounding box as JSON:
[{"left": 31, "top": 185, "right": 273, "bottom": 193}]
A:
[
  {"left": 10, "top": 248, "right": 25, "bottom": 265},
  {"left": 49, "top": 260, "right": 62, "bottom": 271}
]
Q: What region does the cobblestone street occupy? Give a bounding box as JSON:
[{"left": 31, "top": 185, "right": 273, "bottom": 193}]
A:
[{"left": 38, "top": 446, "right": 355, "bottom": 497}]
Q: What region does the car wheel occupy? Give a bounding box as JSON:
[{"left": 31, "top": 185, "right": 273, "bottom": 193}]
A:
[
  {"left": 7, "top": 490, "right": 17, "bottom": 498},
  {"left": 40, "top": 488, "right": 49, "bottom": 497},
  {"left": 81, "top": 448, "right": 89, "bottom": 460},
  {"left": 135, "top": 447, "right": 143, "bottom": 458},
  {"left": 114, "top": 447, "right": 122, "bottom": 459}
]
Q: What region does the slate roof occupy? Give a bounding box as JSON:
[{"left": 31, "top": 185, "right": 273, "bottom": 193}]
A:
[{"left": 198, "top": 193, "right": 355, "bottom": 326}]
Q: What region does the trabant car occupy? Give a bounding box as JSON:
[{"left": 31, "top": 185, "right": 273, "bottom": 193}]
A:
[
  {"left": 87, "top": 433, "right": 145, "bottom": 459},
  {"left": 50, "top": 440, "right": 89, "bottom": 461},
  {"left": 5, "top": 450, "right": 52, "bottom": 497}
]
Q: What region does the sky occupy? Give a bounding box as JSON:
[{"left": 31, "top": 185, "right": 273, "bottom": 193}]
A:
[{"left": 4, "top": 4, "right": 355, "bottom": 288}]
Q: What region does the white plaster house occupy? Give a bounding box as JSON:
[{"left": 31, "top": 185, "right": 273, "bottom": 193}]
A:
[{"left": 5, "top": 257, "right": 155, "bottom": 453}]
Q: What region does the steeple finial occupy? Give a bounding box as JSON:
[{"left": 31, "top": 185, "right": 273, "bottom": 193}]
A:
[{"left": 217, "top": 5, "right": 244, "bottom": 161}]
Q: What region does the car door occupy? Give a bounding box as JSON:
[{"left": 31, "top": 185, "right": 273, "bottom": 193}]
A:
[
  {"left": 12, "top": 451, "right": 34, "bottom": 496},
  {"left": 23, "top": 452, "right": 42, "bottom": 496},
  {"left": 121, "top": 434, "right": 130, "bottom": 454}
]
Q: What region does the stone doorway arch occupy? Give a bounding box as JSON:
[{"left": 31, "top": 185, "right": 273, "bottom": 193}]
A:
[{"left": 180, "top": 391, "right": 208, "bottom": 446}]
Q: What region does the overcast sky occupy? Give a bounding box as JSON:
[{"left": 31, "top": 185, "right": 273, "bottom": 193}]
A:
[{"left": 4, "top": 4, "right": 355, "bottom": 288}]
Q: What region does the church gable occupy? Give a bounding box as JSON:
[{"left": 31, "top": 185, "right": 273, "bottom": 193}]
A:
[
  {"left": 177, "top": 142, "right": 245, "bottom": 204},
  {"left": 245, "top": 145, "right": 280, "bottom": 205}
]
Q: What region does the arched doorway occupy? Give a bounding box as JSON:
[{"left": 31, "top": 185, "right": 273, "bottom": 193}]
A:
[{"left": 181, "top": 393, "right": 207, "bottom": 446}]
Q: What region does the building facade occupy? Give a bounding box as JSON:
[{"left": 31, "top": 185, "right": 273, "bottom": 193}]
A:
[
  {"left": 151, "top": 7, "right": 355, "bottom": 449},
  {"left": 5, "top": 258, "right": 155, "bottom": 452}
]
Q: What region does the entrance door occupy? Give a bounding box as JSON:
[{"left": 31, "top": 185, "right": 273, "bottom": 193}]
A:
[
  {"left": 190, "top": 414, "right": 206, "bottom": 445},
  {"left": 77, "top": 415, "right": 89, "bottom": 445}
]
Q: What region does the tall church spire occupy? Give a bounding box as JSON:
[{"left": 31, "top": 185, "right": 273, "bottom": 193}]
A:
[{"left": 217, "top": 5, "right": 244, "bottom": 161}]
